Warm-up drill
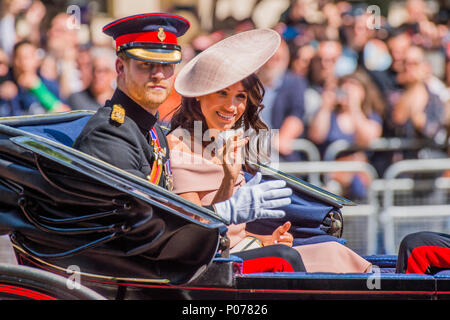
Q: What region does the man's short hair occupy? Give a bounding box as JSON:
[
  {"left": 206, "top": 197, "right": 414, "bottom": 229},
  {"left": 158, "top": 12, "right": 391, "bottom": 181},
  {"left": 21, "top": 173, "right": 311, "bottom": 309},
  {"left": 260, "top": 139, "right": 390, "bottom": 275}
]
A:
[{"left": 117, "top": 51, "right": 130, "bottom": 63}]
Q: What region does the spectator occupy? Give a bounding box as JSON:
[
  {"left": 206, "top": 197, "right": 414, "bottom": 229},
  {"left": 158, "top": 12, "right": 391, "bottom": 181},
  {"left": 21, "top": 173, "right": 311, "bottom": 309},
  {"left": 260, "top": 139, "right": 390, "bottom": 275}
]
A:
[
  {"left": 279, "top": 0, "right": 308, "bottom": 27},
  {"left": 322, "top": 2, "right": 343, "bottom": 42},
  {"left": 367, "top": 30, "right": 412, "bottom": 138},
  {"left": 291, "top": 44, "right": 321, "bottom": 126},
  {"left": 391, "top": 45, "right": 445, "bottom": 152},
  {"left": 291, "top": 44, "right": 316, "bottom": 78},
  {"left": 0, "top": 49, "right": 9, "bottom": 81},
  {"left": 308, "top": 70, "right": 383, "bottom": 199},
  {"left": 446, "top": 47, "right": 450, "bottom": 127},
  {"left": 401, "top": 0, "right": 441, "bottom": 49},
  {"left": 44, "top": 13, "right": 82, "bottom": 100},
  {"left": 0, "top": 0, "right": 447, "bottom": 188},
  {"left": 257, "top": 39, "right": 307, "bottom": 162},
  {"left": 0, "top": 0, "right": 31, "bottom": 57},
  {"left": 67, "top": 47, "right": 116, "bottom": 111},
  {"left": 312, "top": 40, "right": 342, "bottom": 90},
  {"left": 308, "top": 70, "right": 383, "bottom": 149},
  {"left": 346, "top": 12, "right": 376, "bottom": 62},
  {"left": 8, "top": 40, "right": 69, "bottom": 115},
  {"left": 0, "top": 48, "right": 18, "bottom": 116},
  {"left": 446, "top": 49, "right": 450, "bottom": 90},
  {"left": 75, "top": 45, "right": 94, "bottom": 92},
  {"left": 18, "top": 0, "right": 46, "bottom": 46},
  {"left": 304, "top": 39, "right": 343, "bottom": 124}
]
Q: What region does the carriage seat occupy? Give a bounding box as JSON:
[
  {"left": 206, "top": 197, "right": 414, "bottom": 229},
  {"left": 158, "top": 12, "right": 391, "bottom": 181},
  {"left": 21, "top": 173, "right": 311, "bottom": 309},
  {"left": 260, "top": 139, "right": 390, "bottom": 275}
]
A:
[{"left": 16, "top": 115, "right": 92, "bottom": 147}]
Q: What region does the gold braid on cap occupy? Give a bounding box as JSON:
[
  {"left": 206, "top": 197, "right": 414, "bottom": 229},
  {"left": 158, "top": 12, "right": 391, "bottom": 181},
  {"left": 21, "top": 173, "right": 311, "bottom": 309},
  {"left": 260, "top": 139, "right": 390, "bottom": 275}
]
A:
[{"left": 126, "top": 48, "right": 181, "bottom": 63}]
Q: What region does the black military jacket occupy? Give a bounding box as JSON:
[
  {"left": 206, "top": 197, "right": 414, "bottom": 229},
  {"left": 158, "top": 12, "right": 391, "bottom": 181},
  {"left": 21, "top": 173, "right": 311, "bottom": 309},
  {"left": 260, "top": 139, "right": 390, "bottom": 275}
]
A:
[{"left": 73, "top": 89, "right": 170, "bottom": 189}]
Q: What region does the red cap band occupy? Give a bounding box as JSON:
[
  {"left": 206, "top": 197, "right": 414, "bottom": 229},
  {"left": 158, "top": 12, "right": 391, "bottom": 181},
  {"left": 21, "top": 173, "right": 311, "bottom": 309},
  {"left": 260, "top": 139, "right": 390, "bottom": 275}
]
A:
[{"left": 115, "top": 31, "right": 178, "bottom": 50}]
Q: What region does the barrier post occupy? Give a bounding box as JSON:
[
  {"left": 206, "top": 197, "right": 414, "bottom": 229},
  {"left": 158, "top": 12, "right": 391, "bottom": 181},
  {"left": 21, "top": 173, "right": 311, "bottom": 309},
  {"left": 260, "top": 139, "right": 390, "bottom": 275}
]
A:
[{"left": 380, "top": 159, "right": 450, "bottom": 254}]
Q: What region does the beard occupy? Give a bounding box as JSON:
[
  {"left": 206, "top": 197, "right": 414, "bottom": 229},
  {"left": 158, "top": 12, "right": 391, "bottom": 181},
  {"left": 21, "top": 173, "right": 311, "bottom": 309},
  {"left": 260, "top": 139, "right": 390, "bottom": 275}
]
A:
[{"left": 124, "top": 78, "right": 172, "bottom": 112}]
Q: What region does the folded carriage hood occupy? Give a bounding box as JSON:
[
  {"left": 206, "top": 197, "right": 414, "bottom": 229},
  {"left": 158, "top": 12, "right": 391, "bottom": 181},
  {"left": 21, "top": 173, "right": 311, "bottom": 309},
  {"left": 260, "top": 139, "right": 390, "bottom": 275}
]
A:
[{"left": 0, "top": 113, "right": 224, "bottom": 285}]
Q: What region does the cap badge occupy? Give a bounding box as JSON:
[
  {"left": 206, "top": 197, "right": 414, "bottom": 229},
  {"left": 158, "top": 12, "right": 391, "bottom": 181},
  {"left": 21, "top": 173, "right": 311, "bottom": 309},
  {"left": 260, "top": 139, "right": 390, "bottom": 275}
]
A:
[
  {"left": 157, "top": 27, "right": 166, "bottom": 42},
  {"left": 110, "top": 104, "right": 125, "bottom": 126}
]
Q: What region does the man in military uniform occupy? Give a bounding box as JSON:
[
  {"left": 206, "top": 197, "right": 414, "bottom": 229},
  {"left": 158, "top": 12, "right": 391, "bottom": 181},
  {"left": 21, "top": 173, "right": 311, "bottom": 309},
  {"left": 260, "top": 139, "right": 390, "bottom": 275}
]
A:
[
  {"left": 73, "top": 13, "right": 293, "bottom": 229},
  {"left": 73, "top": 14, "right": 185, "bottom": 190}
]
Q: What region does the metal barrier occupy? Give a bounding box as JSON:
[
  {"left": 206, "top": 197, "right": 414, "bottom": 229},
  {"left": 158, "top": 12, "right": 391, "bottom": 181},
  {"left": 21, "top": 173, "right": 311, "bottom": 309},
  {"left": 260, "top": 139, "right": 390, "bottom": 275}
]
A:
[
  {"left": 277, "top": 160, "right": 380, "bottom": 255},
  {"left": 289, "top": 139, "right": 322, "bottom": 185},
  {"left": 380, "top": 159, "right": 450, "bottom": 254},
  {"left": 290, "top": 139, "right": 321, "bottom": 161},
  {"left": 323, "top": 138, "right": 445, "bottom": 162},
  {"left": 274, "top": 136, "right": 450, "bottom": 255}
]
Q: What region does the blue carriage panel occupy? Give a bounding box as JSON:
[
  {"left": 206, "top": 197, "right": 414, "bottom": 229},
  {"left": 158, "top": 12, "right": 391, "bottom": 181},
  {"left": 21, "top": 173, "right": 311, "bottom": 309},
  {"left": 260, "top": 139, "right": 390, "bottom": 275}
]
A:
[{"left": 16, "top": 116, "right": 92, "bottom": 146}]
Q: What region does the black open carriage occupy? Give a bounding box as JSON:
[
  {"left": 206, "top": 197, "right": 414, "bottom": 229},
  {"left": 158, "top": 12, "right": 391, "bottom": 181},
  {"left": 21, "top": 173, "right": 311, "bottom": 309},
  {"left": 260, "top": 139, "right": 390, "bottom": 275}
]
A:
[{"left": 0, "top": 111, "right": 449, "bottom": 300}]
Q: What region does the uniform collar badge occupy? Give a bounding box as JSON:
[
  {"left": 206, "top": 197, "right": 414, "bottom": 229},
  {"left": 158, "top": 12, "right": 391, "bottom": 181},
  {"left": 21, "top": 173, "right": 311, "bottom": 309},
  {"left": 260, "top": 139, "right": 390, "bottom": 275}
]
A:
[{"left": 110, "top": 104, "right": 125, "bottom": 126}]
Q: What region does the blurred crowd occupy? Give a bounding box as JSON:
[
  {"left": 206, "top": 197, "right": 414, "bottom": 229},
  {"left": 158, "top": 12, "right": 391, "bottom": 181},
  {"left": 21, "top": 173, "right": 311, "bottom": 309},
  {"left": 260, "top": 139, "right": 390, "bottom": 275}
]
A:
[
  {"left": 0, "top": 0, "right": 116, "bottom": 116},
  {"left": 0, "top": 0, "right": 449, "bottom": 200}
]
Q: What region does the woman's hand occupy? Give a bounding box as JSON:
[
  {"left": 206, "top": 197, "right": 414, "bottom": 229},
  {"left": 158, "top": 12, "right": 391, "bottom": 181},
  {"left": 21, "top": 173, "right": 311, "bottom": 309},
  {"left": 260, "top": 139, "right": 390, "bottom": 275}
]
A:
[
  {"left": 211, "top": 131, "right": 249, "bottom": 204},
  {"left": 270, "top": 221, "right": 293, "bottom": 247},
  {"left": 217, "top": 131, "right": 249, "bottom": 182},
  {"left": 246, "top": 221, "right": 294, "bottom": 247},
  {"left": 251, "top": 221, "right": 293, "bottom": 247}
]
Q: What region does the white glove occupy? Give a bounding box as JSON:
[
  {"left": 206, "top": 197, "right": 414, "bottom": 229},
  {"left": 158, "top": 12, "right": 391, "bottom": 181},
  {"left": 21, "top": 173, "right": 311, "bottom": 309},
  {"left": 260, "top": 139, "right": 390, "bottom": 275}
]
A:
[{"left": 214, "top": 172, "right": 292, "bottom": 225}]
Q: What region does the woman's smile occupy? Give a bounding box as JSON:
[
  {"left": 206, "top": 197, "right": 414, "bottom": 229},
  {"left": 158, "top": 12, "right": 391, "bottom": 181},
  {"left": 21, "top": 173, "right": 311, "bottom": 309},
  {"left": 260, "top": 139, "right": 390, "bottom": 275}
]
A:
[
  {"left": 198, "top": 82, "right": 247, "bottom": 131},
  {"left": 216, "top": 110, "right": 236, "bottom": 122}
]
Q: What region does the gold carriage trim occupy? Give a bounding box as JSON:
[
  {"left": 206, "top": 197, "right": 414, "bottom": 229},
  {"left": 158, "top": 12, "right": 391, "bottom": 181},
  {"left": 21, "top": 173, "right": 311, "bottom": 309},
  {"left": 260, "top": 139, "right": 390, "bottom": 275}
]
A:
[{"left": 12, "top": 243, "right": 170, "bottom": 284}]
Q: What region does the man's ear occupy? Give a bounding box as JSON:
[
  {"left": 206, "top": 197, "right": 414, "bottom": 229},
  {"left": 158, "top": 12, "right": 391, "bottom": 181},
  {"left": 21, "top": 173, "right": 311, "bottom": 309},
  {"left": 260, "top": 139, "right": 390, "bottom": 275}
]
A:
[{"left": 116, "top": 58, "right": 125, "bottom": 78}]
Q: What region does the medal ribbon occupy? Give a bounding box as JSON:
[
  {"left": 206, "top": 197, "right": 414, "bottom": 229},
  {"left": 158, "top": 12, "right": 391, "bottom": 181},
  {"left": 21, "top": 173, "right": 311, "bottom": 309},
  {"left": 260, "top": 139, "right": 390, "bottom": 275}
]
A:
[{"left": 148, "top": 127, "right": 163, "bottom": 185}]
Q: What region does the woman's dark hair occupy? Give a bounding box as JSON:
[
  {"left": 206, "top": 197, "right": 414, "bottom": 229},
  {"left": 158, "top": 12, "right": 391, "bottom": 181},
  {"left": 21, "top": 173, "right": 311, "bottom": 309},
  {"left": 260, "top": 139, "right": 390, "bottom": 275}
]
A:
[
  {"left": 170, "top": 73, "right": 269, "bottom": 173},
  {"left": 170, "top": 73, "right": 267, "bottom": 132}
]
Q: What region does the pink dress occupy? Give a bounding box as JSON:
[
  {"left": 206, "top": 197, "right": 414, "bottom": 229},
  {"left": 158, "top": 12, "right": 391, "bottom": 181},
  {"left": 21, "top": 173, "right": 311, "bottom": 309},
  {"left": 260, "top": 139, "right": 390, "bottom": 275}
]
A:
[{"left": 168, "top": 131, "right": 372, "bottom": 273}]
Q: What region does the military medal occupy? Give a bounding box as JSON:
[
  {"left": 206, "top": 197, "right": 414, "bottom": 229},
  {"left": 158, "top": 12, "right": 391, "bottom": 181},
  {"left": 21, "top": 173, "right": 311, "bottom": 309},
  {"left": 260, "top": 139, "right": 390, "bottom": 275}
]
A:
[
  {"left": 147, "top": 127, "right": 172, "bottom": 190},
  {"left": 163, "top": 149, "right": 173, "bottom": 191}
]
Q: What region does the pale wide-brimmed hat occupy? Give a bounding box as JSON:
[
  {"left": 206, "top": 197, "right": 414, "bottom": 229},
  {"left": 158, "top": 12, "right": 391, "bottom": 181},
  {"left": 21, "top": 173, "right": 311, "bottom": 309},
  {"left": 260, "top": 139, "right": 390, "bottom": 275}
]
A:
[{"left": 174, "top": 29, "right": 281, "bottom": 97}]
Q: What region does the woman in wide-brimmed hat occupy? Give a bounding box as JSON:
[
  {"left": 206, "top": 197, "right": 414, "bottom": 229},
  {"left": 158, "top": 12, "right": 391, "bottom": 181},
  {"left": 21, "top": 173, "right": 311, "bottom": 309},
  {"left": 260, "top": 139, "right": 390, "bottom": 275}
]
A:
[{"left": 167, "top": 29, "right": 371, "bottom": 273}]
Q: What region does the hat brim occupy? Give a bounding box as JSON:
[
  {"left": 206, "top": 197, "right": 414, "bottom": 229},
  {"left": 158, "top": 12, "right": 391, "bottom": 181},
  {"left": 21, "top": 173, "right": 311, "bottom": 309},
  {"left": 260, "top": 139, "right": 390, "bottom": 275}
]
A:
[
  {"left": 125, "top": 48, "right": 181, "bottom": 64},
  {"left": 174, "top": 29, "right": 281, "bottom": 97}
]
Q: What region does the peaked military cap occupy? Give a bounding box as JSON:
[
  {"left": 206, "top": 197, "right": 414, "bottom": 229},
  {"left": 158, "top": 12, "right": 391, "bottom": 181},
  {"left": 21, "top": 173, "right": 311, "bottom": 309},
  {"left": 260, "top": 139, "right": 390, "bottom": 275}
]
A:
[{"left": 103, "top": 13, "right": 190, "bottom": 64}]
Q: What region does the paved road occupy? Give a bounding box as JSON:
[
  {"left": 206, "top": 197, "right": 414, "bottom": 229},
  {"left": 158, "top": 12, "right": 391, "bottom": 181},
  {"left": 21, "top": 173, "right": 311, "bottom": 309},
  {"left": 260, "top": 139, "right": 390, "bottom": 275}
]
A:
[{"left": 0, "top": 235, "right": 17, "bottom": 265}]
